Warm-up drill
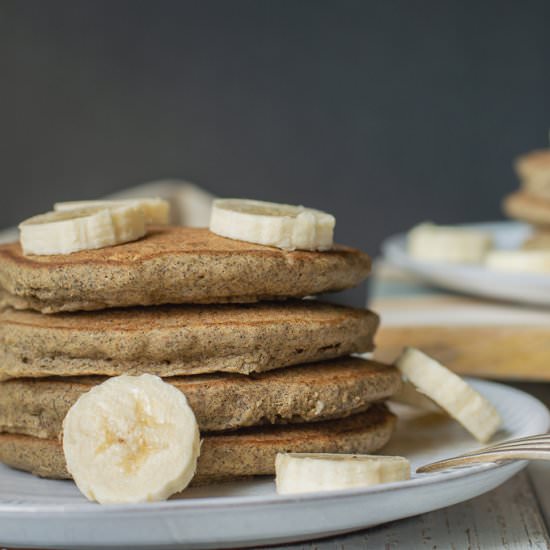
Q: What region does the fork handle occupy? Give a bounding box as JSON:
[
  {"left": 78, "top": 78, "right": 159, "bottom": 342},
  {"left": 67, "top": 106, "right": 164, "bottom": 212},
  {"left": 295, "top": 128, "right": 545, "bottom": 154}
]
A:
[{"left": 417, "top": 448, "right": 550, "bottom": 474}]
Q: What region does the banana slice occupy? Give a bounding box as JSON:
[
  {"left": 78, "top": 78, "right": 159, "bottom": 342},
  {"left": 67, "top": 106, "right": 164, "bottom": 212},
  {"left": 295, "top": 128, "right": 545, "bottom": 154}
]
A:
[
  {"left": 54, "top": 198, "right": 170, "bottom": 225},
  {"left": 408, "top": 222, "right": 492, "bottom": 263},
  {"left": 62, "top": 374, "right": 200, "bottom": 504},
  {"left": 209, "top": 198, "right": 335, "bottom": 251},
  {"left": 275, "top": 452, "right": 410, "bottom": 494},
  {"left": 485, "top": 249, "right": 550, "bottom": 274},
  {"left": 395, "top": 348, "right": 501, "bottom": 442},
  {"left": 19, "top": 204, "right": 146, "bottom": 256},
  {"left": 390, "top": 379, "right": 444, "bottom": 414}
]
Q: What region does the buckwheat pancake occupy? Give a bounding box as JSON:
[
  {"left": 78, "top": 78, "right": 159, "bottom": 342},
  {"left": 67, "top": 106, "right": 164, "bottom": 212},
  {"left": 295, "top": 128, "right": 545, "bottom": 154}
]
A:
[
  {"left": 0, "top": 227, "right": 371, "bottom": 313},
  {"left": 0, "top": 301, "right": 378, "bottom": 380},
  {"left": 0, "top": 358, "right": 400, "bottom": 437},
  {"left": 0, "top": 405, "right": 395, "bottom": 483},
  {"left": 503, "top": 191, "right": 550, "bottom": 227}
]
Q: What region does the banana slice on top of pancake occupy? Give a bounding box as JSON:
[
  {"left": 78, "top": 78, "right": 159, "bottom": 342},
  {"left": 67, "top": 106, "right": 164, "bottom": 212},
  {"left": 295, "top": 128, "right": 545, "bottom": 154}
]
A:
[
  {"left": 54, "top": 197, "right": 170, "bottom": 226},
  {"left": 19, "top": 204, "right": 146, "bottom": 256},
  {"left": 209, "top": 198, "right": 335, "bottom": 251},
  {"left": 19, "top": 198, "right": 170, "bottom": 256}
]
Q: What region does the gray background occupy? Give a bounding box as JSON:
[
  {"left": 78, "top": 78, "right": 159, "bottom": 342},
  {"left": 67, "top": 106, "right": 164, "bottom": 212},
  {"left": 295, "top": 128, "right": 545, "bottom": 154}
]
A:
[{"left": 2, "top": 0, "right": 550, "bottom": 253}]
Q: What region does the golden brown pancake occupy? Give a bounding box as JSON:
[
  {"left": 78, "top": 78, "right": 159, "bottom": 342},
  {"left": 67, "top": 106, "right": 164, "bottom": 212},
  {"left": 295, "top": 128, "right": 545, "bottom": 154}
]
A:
[
  {"left": 514, "top": 149, "right": 550, "bottom": 199},
  {"left": 0, "top": 358, "right": 400, "bottom": 436},
  {"left": 0, "top": 405, "right": 395, "bottom": 484},
  {"left": 0, "top": 227, "right": 371, "bottom": 313},
  {"left": 0, "top": 301, "right": 378, "bottom": 379}
]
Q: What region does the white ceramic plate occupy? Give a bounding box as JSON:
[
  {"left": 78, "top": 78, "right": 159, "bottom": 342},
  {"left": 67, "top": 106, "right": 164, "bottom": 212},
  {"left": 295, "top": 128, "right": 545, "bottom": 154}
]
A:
[
  {"left": 1, "top": 379, "right": 548, "bottom": 549},
  {"left": 382, "top": 221, "right": 550, "bottom": 306}
]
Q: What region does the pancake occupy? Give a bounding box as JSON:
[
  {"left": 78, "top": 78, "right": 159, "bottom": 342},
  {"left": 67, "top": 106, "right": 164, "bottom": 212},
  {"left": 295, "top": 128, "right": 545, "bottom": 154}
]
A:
[
  {"left": 503, "top": 191, "right": 550, "bottom": 227},
  {"left": 523, "top": 231, "right": 550, "bottom": 250},
  {"left": 0, "top": 405, "right": 395, "bottom": 484},
  {"left": 0, "top": 301, "right": 378, "bottom": 379},
  {"left": 0, "top": 227, "right": 371, "bottom": 313},
  {"left": 514, "top": 149, "right": 550, "bottom": 199},
  {"left": 0, "top": 358, "right": 400, "bottom": 437}
]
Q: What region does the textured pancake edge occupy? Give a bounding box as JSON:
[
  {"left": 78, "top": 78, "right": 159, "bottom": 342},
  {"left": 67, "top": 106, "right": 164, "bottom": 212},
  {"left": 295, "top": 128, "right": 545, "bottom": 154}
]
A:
[
  {"left": 0, "top": 304, "right": 379, "bottom": 379},
  {"left": 0, "top": 227, "right": 371, "bottom": 313},
  {"left": 0, "top": 405, "right": 396, "bottom": 484},
  {"left": 0, "top": 358, "right": 401, "bottom": 436}
]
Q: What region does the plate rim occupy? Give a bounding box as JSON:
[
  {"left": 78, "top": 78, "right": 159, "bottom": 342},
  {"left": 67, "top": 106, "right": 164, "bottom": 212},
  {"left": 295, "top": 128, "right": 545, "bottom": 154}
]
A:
[{"left": 382, "top": 220, "right": 550, "bottom": 286}]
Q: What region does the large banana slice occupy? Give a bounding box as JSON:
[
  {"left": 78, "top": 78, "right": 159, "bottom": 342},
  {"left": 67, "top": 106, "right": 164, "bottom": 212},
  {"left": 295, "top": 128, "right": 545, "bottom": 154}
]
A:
[
  {"left": 408, "top": 222, "right": 492, "bottom": 263},
  {"left": 485, "top": 249, "right": 550, "bottom": 274},
  {"left": 209, "top": 198, "right": 335, "bottom": 251},
  {"left": 19, "top": 204, "right": 146, "bottom": 256},
  {"left": 275, "top": 452, "right": 410, "bottom": 494},
  {"left": 395, "top": 348, "right": 501, "bottom": 442},
  {"left": 54, "top": 198, "right": 170, "bottom": 225},
  {"left": 62, "top": 374, "right": 200, "bottom": 504}
]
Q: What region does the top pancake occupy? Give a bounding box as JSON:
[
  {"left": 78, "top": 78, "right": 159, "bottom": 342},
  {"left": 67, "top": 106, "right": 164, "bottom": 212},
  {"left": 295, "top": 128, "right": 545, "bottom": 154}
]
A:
[{"left": 0, "top": 227, "right": 371, "bottom": 313}]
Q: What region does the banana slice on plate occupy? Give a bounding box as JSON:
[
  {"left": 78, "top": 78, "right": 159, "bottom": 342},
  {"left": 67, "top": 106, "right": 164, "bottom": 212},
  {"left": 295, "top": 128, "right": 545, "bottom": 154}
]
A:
[
  {"left": 19, "top": 204, "right": 146, "bottom": 256},
  {"left": 209, "top": 198, "right": 335, "bottom": 251},
  {"left": 275, "top": 452, "right": 410, "bottom": 494},
  {"left": 390, "top": 379, "right": 444, "bottom": 414},
  {"left": 54, "top": 198, "right": 170, "bottom": 225},
  {"left": 63, "top": 374, "right": 200, "bottom": 504},
  {"left": 408, "top": 222, "right": 492, "bottom": 263},
  {"left": 395, "top": 347, "right": 501, "bottom": 442},
  {"left": 485, "top": 249, "right": 550, "bottom": 274}
]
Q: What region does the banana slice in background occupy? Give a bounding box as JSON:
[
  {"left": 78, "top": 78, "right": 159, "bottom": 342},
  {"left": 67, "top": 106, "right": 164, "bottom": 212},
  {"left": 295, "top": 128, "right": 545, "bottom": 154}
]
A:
[
  {"left": 408, "top": 222, "right": 492, "bottom": 263},
  {"left": 395, "top": 347, "right": 502, "bottom": 442},
  {"left": 63, "top": 374, "right": 200, "bottom": 504},
  {"left": 485, "top": 249, "right": 550, "bottom": 274},
  {"left": 209, "top": 198, "right": 335, "bottom": 251},
  {"left": 54, "top": 198, "right": 171, "bottom": 225},
  {"left": 19, "top": 204, "right": 146, "bottom": 256},
  {"left": 275, "top": 453, "right": 410, "bottom": 494}
]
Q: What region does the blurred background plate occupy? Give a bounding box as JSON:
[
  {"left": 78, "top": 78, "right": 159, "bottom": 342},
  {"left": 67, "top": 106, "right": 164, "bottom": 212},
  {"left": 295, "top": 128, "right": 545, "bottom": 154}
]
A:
[{"left": 381, "top": 221, "right": 550, "bottom": 306}]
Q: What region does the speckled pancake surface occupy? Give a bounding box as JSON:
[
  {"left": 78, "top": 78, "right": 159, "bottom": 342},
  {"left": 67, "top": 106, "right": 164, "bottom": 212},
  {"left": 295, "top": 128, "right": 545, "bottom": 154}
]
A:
[
  {"left": 0, "top": 358, "right": 400, "bottom": 436},
  {"left": 0, "top": 405, "right": 396, "bottom": 484},
  {"left": 0, "top": 227, "right": 371, "bottom": 313},
  {"left": 0, "top": 301, "right": 378, "bottom": 379}
]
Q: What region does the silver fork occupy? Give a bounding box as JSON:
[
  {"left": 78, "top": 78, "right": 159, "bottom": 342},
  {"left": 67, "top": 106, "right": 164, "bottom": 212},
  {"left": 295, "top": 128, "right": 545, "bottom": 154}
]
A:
[{"left": 417, "top": 433, "right": 550, "bottom": 473}]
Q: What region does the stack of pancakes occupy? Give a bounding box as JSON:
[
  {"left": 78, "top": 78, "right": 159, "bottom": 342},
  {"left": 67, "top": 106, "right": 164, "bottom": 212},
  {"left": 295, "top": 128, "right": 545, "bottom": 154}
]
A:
[
  {"left": 503, "top": 149, "right": 550, "bottom": 248},
  {"left": 0, "top": 226, "right": 400, "bottom": 484}
]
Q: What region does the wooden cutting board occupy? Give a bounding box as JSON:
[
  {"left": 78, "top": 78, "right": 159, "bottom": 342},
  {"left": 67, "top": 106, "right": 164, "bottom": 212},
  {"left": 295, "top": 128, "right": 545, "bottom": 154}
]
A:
[{"left": 369, "top": 262, "right": 550, "bottom": 381}]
